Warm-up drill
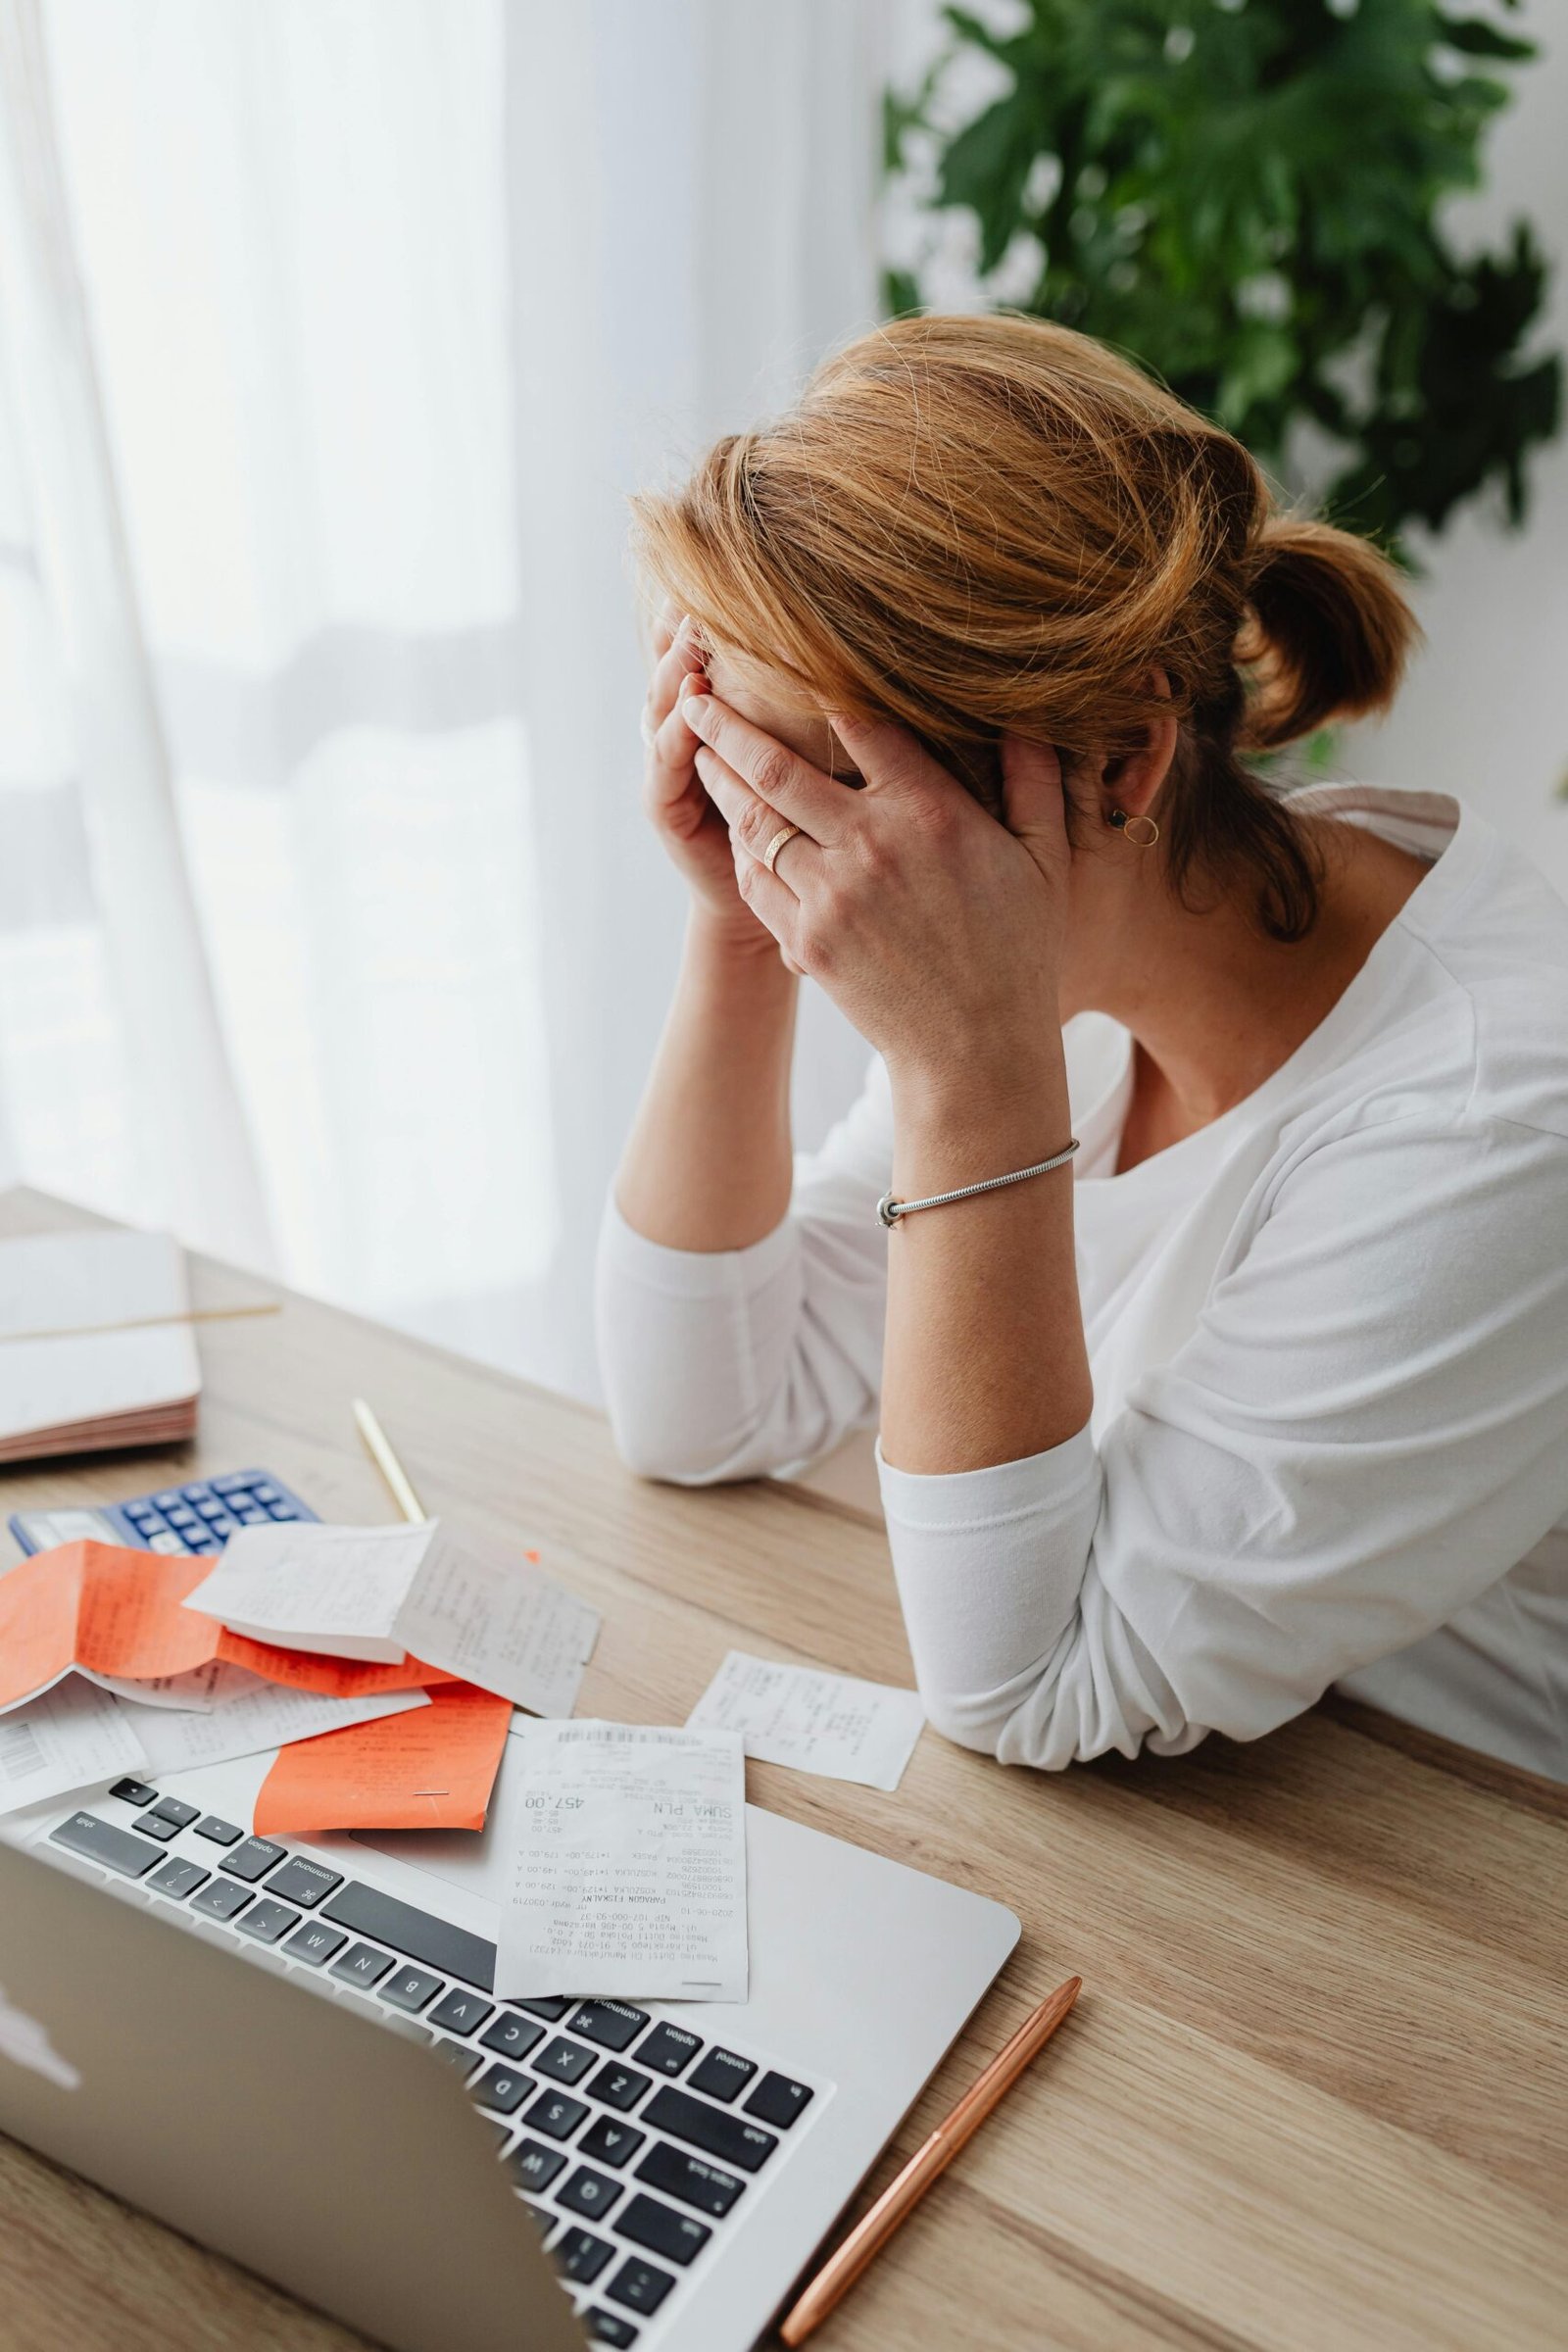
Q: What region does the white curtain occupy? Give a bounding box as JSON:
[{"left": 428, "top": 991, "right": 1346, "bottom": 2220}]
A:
[{"left": 0, "top": 0, "right": 895, "bottom": 1399}]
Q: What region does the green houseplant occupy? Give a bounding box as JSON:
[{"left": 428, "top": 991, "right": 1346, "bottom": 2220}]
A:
[{"left": 884, "top": 0, "right": 1561, "bottom": 554}]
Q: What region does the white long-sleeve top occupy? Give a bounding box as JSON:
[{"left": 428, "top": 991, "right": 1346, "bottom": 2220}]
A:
[{"left": 598, "top": 787, "right": 1568, "bottom": 1782}]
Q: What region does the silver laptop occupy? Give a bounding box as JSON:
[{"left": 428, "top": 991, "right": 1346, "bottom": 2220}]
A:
[{"left": 0, "top": 1731, "right": 1018, "bottom": 2351}]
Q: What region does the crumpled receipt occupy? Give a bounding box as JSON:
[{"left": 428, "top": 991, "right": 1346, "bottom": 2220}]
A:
[{"left": 497, "top": 1721, "right": 748, "bottom": 2003}]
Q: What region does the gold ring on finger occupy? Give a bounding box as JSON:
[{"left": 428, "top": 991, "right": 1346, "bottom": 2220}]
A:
[{"left": 761, "top": 822, "right": 802, "bottom": 876}]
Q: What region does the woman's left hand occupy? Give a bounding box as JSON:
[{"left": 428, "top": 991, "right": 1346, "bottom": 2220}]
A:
[{"left": 680, "top": 692, "right": 1071, "bottom": 1099}]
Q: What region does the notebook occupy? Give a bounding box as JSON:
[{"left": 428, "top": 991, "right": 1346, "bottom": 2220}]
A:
[{"left": 0, "top": 1229, "right": 200, "bottom": 1462}]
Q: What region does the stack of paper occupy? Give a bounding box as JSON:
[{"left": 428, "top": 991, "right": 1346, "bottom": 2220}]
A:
[
  {"left": 182, "top": 1520, "right": 600, "bottom": 1718},
  {"left": 0, "top": 1229, "right": 200, "bottom": 1461},
  {"left": 0, "top": 1519, "right": 603, "bottom": 1840}
]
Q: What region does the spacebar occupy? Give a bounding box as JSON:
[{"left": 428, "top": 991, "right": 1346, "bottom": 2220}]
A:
[{"left": 320, "top": 1881, "right": 497, "bottom": 1991}]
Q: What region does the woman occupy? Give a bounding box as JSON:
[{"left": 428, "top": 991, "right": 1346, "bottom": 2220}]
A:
[{"left": 597, "top": 315, "right": 1568, "bottom": 1782}]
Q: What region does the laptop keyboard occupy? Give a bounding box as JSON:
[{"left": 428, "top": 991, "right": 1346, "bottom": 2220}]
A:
[{"left": 47, "top": 1786, "right": 818, "bottom": 2343}]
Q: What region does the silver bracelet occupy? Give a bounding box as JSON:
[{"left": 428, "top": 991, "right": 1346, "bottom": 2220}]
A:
[{"left": 876, "top": 1140, "right": 1080, "bottom": 1228}]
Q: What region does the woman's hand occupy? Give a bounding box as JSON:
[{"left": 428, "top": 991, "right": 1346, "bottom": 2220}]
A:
[
  {"left": 681, "top": 692, "right": 1071, "bottom": 1101},
  {"left": 641, "top": 612, "right": 772, "bottom": 950}
]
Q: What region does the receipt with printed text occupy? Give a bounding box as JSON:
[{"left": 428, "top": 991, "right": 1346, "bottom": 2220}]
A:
[{"left": 497, "top": 1722, "right": 747, "bottom": 2002}]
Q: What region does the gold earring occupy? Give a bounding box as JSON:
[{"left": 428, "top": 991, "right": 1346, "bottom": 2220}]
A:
[{"left": 1108, "top": 808, "right": 1159, "bottom": 848}]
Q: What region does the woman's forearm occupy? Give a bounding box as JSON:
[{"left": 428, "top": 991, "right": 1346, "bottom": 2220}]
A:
[
  {"left": 614, "top": 913, "right": 799, "bottom": 1251},
  {"left": 879, "top": 1048, "right": 1092, "bottom": 1474}
]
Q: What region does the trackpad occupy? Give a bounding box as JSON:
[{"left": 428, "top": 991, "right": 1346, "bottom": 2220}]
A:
[{"left": 350, "top": 1726, "right": 530, "bottom": 1904}]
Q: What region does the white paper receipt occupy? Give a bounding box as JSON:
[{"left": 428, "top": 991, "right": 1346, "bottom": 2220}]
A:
[
  {"left": 687, "top": 1651, "right": 926, "bottom": 1792},
  {"left": 497, "top": 1722, "right": 747, "bottom": 2003},
  {"left": 183, "top": 1520, "right": 599, "bottom": 1717}
]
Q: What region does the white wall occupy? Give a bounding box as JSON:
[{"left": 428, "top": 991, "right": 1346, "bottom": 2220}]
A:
[{"left": 1344, "top": 0, "right": 1568, "bottom": 898}]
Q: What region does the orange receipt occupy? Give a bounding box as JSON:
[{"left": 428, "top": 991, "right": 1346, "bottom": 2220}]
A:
[
  {"left": 253, "top": 1683, "right": 513, "bottom": 1836},
  {"left": 214, "top": 1628, "right": 455, "bottom": 1700},
  {"left": 0, "top": 1542, "right": 221, "bottom": 1711}
]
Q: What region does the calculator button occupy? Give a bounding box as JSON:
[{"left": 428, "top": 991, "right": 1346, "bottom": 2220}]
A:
[
  {"left": 234, "top": 1504, "right": 268, "bottom": 1523},
  {"left": 183, "top": 1484, "right": 214, "bottom": 1502},
  {"left": 266, "top": 1499, "right": 300, "bottom": 1518},
  {"left": 253, "top": 1484, "right": 279, "bottom": 1502},
  {"left": 212, "top": 1474, "right": 254, "bottom": 1494},
  {"left": 207, "top": 1516, "right": 238, "bottom": 1538},
  {"left": 154, "top": 1490, "right": 186, "bottom": 1509},
  {"left": 195, "top": 1497, "right": 227, "bottom": 1519},
  {"left": 148, "top": 1532, "right": 186, "bottom": 1553}
]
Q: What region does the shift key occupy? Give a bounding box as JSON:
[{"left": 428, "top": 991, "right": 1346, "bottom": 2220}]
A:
[
  {"left": 641, "top": 2087, "right": 777, "bottom": 2174},
  {"left": 50, "top": 1812, "right": 162, "bottom": 1879}
]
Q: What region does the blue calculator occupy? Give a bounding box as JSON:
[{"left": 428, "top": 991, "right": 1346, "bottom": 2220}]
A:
[{"left": 8, "top": 1469, "right": 318, "bottom": 1559}]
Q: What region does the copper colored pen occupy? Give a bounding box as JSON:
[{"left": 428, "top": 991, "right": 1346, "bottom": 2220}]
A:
[{"left": 777, "top": 1974, "right": 1083, "bottom": 2346}]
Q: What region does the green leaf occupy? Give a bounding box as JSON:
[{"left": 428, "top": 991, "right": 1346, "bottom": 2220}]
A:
[{"left": 1437, "top": 16, "right": 1537, "bottom": 60}]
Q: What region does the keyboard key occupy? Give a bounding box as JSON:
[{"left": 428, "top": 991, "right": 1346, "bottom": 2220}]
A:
[
  {"left": 236, "top": 1898, "right": 302, "bottom": 1945},
  {"left": 108, "top": 1778, "right": 158, "bottom": 1808},
  {"left": 51, "top": 1813, "right": 161, "bottom": 1879},
  {"left": 479, "top": 2010, "right": 545, "bottom": 2063},
  {"left": 511, "top": 1994, "right": 572, "bottom": 2021},
  {"left": 636, "top": 2023, "right": 701, "bottom": 2078},
  {"left": 148, "top": 1856, "right": 210, "bottom": 1902},
  {"left": 194, "top": 1815, "right": 244, "bottom": 1846},
  {"left": 431, "top": 2038, "right": 483, "bottom": 2081},
  {"left": 616, "top": 2192, "right": 711, "bottom": 2268},
  {"left": 686, "top": 2047, "right": 756, "bottom": 2103},
  {"left": 190, "top": 1879, "right": 253, "bottom": 1922},
  {"left": 380, "top": 1965, "right": 445, "bottom": 2015},
  {"left": 149, "top": 1795, "right": 201, "bottom": 1832},
  {"left": 744, "top": 2070, "right": 815, "bottom": 2130},
  {"left": 586, "top": 2061, "right": 652, "bottom": 2113},
  {"left": 585, "top": 2312, "right": 640, "bottom": 2347},
  {"left": 506, "top": 2137, "right": 566, "bottom": 2194},
  {"left": 534, "top": 2035, "right": 596, "bottom": 2086},
  {"left": 606, "top": 2255, "right": 676, "bottom": 2317},
  {"left": 264, "top": 1856, "right": 343, "bottom": 1909},
  {"left": 330, "top": 1941, "right": 397, "bottom": 1989},
  {"left": 579, "top": 2116, "right": 646, "bottom": 2170},
  {"left": 642, "top": 2087, "right": 778, "bottom": 2174},
  {"left": 283, "top": 1921, "right": 349, "bottom": 1968},
  {"left": 474, "top": 2064, "right": 532, "bottom": 2116},
  {"left": 320, "top": 1881, "right": 495, "bottom": 1990},
  {"left": 220, "top": 1837, "right": 288, "bottom": 1883},
  {"left": 635, "top": 2141, "right": 745, "bottom": 2219},
  {"left": 553, "top": 2226, "right": 614, "bottom": 2285},
  {"left": 557, "top": 2165, "right": 623, "bottom": 2222},
  {"left": 569, "top": 2000, "right": 649, "bottom": 2052},
  {"left": 429, "top": 1988, "right": 494, "bottom": 2038},
  {"left": 132, "top": 1811, "right": 180, "bottom": 1843},
  {"left": 521, "top": 2088, "right": 588, "bottom": 2141}
]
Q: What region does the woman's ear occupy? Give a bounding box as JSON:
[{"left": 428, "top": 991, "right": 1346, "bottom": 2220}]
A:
[{"left": 1095, "top": 669, "right": 1178, "bottom": 825}]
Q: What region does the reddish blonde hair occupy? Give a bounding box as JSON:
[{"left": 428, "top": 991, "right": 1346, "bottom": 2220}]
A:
[{"left": 631, "top": 313, "right": 1417, "bottom": 938}]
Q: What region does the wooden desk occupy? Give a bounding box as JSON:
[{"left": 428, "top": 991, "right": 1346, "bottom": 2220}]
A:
[{"left": 1, "top": 1187, "right": 1564, "bottom": 2352}]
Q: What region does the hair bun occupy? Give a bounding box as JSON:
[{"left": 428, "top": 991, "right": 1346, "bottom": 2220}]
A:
[{"left": 1241, "top": 516, "right": 1418, "bottom": 750}]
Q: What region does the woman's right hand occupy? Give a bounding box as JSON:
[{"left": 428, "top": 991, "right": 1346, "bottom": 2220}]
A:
[{"left": 641, "top": 612, "right": 769, "bottom": 946}]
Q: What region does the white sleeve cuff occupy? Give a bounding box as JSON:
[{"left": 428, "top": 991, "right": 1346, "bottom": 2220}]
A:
[{"left": 877, "top": 1422, "right": 1101, "bottom": 1533}]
